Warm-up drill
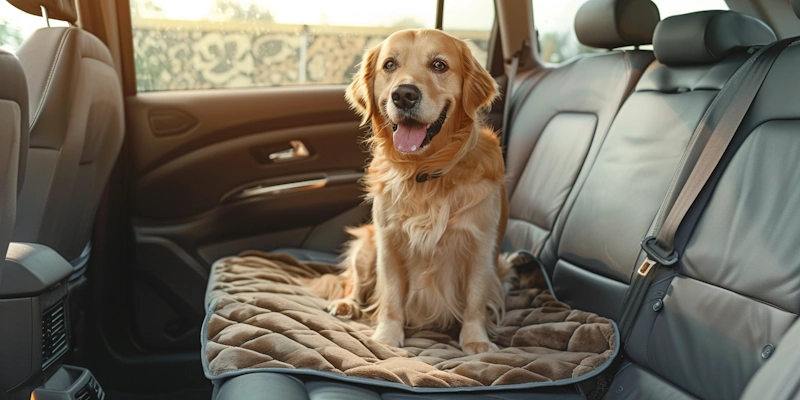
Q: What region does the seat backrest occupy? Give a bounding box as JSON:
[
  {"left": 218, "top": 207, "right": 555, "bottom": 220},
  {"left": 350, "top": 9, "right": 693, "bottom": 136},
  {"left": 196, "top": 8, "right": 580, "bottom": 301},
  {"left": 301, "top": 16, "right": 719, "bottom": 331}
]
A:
[
  {"left": 9, "top": 0, "right": 124, "bottom": 268},
  {"left": 536, "top": 11, "right": 776, "bottom": 320},
  {"left": 612, "top": 6, "right": 800, "bottom": 400},
  {"left": 0, "top": 49, "right": 29, "bottom": 272},
  {"left": 504, "top": 0, "right": 659, "bottom": 255}
]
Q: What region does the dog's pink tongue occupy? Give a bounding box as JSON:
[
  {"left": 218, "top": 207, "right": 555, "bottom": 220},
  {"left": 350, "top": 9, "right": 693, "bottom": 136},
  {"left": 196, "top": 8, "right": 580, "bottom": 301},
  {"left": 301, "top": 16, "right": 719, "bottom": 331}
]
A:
[{"left": 393, "top": 123, "right": 427, "bottom": 153}]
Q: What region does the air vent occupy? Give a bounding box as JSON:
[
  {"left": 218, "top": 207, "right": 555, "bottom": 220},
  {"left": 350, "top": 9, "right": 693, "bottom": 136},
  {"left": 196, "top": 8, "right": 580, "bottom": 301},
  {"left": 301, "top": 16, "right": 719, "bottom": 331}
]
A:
[
  {"left": 41, "top": 301, "right": 69, "bottom": 368},
  {"left": 74, "top": 376, "right": 105, "bottom": 400}
]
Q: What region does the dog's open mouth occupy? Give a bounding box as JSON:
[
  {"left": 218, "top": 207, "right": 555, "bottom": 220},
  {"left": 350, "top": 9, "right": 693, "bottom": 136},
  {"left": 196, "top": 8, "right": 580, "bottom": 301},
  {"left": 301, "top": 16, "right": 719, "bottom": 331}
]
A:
[{"left": 391, "top": 106, "right": 448, "bottom": 153}]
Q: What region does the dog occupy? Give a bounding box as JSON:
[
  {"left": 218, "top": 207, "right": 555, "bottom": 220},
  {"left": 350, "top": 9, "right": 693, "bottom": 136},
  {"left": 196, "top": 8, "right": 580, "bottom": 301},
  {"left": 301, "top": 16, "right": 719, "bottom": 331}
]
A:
[{"left": 306, "top": 29, "right": 509, "bottom": 355}]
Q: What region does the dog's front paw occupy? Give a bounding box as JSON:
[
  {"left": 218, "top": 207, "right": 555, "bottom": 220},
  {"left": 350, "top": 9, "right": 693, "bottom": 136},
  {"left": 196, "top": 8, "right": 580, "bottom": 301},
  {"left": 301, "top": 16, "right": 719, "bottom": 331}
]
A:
[
  {"left": 327, "top": 299, "right": 360, "bottom": 319},
  {"left": 372, "top": 324, "right": 404, "bottom": 348},
  {"left": 461, "top": 341, "right": 499, "bottom": 355}
]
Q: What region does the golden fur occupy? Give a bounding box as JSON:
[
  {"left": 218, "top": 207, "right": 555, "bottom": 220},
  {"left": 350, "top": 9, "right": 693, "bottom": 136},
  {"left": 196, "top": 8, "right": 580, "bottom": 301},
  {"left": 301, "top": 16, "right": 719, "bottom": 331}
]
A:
[{"left": 307, "top": 29, "right": 509, "bottom": 355}]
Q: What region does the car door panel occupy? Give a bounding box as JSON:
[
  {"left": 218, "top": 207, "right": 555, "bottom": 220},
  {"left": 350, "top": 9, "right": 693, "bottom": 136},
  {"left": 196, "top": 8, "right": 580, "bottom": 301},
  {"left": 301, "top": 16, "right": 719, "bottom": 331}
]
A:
[{"left": 125, "top": 86, "right": 370, "bottom": 348}]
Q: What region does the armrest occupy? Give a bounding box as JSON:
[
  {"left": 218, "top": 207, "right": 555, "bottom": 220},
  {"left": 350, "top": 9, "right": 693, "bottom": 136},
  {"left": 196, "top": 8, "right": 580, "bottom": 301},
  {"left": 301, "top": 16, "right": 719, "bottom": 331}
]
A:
[{"left": 0, "top": 243, "right": 72, "bottom": 297}]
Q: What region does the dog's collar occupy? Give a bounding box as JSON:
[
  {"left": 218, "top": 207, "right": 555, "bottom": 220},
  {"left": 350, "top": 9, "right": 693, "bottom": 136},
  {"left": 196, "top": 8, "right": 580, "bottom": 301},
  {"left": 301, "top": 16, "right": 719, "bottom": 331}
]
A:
[{"left": 415, "top": 171, "right": 443, "bottom": 183}]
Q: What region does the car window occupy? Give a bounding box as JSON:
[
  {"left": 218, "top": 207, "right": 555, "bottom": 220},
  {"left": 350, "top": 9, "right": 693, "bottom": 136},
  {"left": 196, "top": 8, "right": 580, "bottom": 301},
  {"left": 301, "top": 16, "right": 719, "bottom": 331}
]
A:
[
  {"left": 533, "top": 0, "right": 730, "bottom": 64},
  {"left": 442, "top": 0, "right": 495, "bottom": 72},
  {"left": 0, "top": 2, "right": 69, "bottom": 53},
  {"left": 129, "top": 0, "right": 495, "bottom": 92}
]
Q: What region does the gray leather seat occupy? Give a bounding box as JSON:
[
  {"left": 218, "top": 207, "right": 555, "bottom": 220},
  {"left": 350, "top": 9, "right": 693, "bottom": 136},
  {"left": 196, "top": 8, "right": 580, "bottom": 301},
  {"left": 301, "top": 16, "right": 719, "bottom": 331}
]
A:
[
  {"left": 8, "top": 0, "right": 124, "bottom": 279},
  {"left": 0, "top": 49, "right": 28, "bottom": 263},
  {"left": 538, "top": 10, "right": 775, "bottom": 320},
  {"left": 605, "top": 5, "right": 800, "bottom": 400}
]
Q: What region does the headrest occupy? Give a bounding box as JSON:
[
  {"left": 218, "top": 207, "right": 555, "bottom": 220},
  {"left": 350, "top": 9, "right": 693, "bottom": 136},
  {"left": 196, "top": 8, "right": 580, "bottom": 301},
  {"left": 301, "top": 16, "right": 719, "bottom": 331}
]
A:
[
  {"left": 574, "top": 0, "right": 660, "bottom": 49},
  {"left": 793, "top": 0, "right": 800, "bottom": 19},
  {"left": 654, "top": 11, "right": 776, "bottom": 66},
  {"left": 7, "top": 0, "right": 77, "bottom": 24}
]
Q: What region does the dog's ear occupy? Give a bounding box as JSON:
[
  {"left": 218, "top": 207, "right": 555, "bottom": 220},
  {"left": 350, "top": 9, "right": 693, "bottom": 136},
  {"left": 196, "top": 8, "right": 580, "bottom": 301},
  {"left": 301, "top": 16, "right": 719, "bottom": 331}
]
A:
[
  {"left": 346, "top": 43, "right": 381, "bottom": 126},
  {"left": 460, "top": 42, "right": 498, "bottom": 120}
]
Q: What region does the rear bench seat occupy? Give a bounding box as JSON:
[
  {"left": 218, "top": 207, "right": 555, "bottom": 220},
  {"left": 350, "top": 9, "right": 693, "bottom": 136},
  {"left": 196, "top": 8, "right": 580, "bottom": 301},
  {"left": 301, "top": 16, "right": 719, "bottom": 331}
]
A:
[
  {"left": 206, "top": 7, "right": 788, "bottom": 400},
  {"left": 605, "top": 6, "right": 800, "bottom": 400},
  {"left": 538, "top": 10, "right": 775, "bottom": 320}
]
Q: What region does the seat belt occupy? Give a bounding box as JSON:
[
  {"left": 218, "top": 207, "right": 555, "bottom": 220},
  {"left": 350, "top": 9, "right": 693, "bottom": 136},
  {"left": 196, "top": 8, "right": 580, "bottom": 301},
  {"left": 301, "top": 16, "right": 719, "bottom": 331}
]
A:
[
  {"left": 500, "top": 40, "right": 530, "bottom": 159},
  {"left": 586, "top": 37, "right": 793, "bottom": 400}
]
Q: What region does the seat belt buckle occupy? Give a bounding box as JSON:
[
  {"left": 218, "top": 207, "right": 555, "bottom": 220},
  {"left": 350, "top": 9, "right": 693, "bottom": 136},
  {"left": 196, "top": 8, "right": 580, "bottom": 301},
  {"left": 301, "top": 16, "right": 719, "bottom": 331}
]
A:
[
  {"left": 638, "top": 236, "right": 679, "bottom": 276},
  {"left": 637, "top": 257, "right": 657, "bottom": 277}
]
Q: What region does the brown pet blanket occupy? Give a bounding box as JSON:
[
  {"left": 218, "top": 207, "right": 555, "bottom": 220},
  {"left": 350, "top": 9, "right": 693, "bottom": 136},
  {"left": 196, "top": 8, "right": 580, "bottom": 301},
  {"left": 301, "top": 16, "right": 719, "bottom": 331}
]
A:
[{"left": 202, "top": 251, "right": 618, "bottom": 391}]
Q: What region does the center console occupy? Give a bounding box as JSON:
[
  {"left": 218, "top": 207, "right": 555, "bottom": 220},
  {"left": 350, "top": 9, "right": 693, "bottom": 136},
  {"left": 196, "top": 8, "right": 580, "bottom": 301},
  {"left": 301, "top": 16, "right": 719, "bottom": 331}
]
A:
[{"left": 0, "top": 243, "right": 103, "bottom": 400}]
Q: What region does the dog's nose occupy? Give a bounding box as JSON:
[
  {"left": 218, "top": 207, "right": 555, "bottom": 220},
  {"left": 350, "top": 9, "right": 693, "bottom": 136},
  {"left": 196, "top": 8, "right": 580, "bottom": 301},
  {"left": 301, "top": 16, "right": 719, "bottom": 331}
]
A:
[{"left": 391, "top": 84, "right": 421, "bottom": 111}]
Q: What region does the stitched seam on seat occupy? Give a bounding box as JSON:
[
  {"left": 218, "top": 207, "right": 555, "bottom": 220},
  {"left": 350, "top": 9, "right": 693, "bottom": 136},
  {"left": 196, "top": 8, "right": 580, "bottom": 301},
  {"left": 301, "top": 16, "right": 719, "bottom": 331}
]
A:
[
  {"left": 682, "top": 267, "right": 795, "bottom": 314},
  {"left": 31, "top": 28, "right": 73, "bottom": 129},
  {"left": 508, "top": 217, "right": 548, "bottom": 234},
  {"left": 82, "top": 54, "right": 116, "bottom": 68}
]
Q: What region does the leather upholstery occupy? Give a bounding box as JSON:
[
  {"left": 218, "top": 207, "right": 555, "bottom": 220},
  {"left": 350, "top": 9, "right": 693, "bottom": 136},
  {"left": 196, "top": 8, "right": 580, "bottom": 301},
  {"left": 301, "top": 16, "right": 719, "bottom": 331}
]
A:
[
  {"left": 7, "top": 0, "right": 78, "bottom": 24},
  {"left": 574, "top": 0, "right": 660, "bottom": 49},
  {"left": 619, "top": 38, "right": 800, "bottom": 400},
  {"left": 794, "top": 0, "right": 800, "bottom": 19},
  {"left": 213, "top": 373, "right": 584, "bottom": 400},
  {"left": 538, "top": 17, "right": 767, "bottom": 319},
  {"left": 505, "top": 50, "right": 653, "bottom": 255},
  {"left": 0, "top": 50, "right": 27, "bottom": 270},
  {"left": 653, "top": 11, "right": 775, "bottom": 66},
  {"left": 13, "top": 27, "right": 124, "bottom": 263}
]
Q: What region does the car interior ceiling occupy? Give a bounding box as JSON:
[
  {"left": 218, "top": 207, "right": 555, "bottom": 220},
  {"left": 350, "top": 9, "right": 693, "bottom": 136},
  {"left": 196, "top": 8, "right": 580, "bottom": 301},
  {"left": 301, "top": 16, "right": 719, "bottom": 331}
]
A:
[{"left": 3, "top": 0, "right": 800, "bottom": 399}]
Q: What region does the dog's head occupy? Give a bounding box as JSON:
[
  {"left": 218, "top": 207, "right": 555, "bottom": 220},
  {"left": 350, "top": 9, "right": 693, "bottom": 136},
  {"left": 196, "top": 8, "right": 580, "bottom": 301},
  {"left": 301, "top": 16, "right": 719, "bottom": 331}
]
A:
[{"left": 346, "top": 29, "right": 497, "bottom": 157}]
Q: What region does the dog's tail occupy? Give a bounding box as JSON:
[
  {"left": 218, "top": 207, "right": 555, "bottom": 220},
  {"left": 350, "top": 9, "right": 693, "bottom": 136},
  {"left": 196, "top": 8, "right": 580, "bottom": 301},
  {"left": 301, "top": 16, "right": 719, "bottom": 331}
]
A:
[{"left": 304, "top": 225, "right": 377, "bottom": 304}]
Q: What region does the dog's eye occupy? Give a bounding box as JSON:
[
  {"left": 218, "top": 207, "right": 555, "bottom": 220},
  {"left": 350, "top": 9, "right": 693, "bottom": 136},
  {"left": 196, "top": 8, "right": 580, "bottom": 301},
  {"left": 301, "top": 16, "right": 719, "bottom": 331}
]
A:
[
  {"left": 432, "top": 60, "right": 448, "bottom": 72},
  {"left": 383, "top": 59, "right": 396, "bottom": 71}
]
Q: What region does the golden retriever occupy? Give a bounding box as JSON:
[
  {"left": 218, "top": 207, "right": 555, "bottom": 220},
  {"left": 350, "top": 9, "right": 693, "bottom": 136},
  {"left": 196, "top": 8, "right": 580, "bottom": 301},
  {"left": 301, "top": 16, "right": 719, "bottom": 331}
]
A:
[{"left": 307, "top": 28, "right": 509, "bottom": 355}]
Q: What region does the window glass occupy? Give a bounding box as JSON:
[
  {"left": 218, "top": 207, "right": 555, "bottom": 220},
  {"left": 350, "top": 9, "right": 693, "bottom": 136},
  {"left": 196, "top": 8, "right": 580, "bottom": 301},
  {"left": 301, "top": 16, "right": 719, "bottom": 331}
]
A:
[
  {"left": 0, "top": 2, "right": 69, "bottom": 53},
  {"left": 442, "top": 0, "right": 495, "bottom": 68},
  {"left": 131, "top": 0, "right": 494, "bottom": 92},
  {"left": 533, "top": 0, "right": 729, "bottom": 64},
  {"left": 131, "top": 0, "right": 437, "bottom": 91},
  {"left": 652, "top": 0, "right": 729, "bottom": 19}
]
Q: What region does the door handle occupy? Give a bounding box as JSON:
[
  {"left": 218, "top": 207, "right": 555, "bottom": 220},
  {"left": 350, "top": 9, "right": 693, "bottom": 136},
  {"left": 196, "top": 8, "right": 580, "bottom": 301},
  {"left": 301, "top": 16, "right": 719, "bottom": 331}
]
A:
[{"left": 269, "top": 140, "right": 310, "bottom": 162}]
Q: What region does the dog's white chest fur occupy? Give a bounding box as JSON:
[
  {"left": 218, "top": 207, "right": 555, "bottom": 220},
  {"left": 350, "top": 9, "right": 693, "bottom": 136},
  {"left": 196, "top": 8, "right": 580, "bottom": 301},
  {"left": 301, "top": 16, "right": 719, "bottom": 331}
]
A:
[{"left": 373, "top": 176, "right": 501, "bottom": 330}]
